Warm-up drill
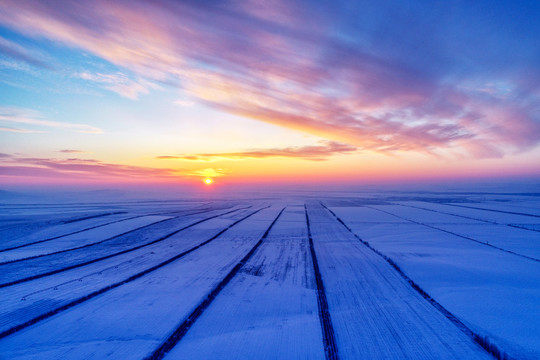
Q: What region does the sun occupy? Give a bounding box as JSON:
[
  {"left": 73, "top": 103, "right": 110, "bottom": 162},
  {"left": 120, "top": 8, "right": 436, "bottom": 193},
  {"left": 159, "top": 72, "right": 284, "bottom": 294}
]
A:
[{"left": 204, "top": 178, "right": 213, "bottom": 185}]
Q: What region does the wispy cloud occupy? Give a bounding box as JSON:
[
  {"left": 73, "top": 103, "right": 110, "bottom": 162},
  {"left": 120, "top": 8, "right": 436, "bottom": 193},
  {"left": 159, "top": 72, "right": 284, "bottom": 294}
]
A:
[
  {"left": 185, "top": 168, "right": 231, "bottom": 178},
  {"left": 58, "top": 149, "right": 89, "bottom": 154},
  {"left": 173, "top": 99, "right": 195, "bottom": 107},
  {"left": 0, "top": 154, "right": 180, "bottom": 179},
  {"left": 0, "top": 126, "right": 45, "bottom": 133},
  {"left": 0, "top": 107, "right": 102, "bottom": 134},
  {"left": 75, "top": 71, "right": 157, "bottom": 99},
  {"left": 0, "top": 1, "right": 539, "bottom": 157},
  {"left": 157, "top": 141, "right": 356, "bottom": 161},
  {"left": 0, "top": 35, "right": 51, "bottom": 69}
]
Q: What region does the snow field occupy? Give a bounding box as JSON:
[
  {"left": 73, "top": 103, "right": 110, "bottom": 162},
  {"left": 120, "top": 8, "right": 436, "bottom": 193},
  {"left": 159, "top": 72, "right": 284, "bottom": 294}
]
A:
[
  {"left": 367, "top": 203, "right": 540, "bottom": 261},
  {"left": 0, "top": 206, "right": 282, "bottom": 359},
  {"left": 0, "top": 206, "right": 250, "bottom": 287},
  {"left": 307, "top": 204, "right": 491, "bottom": 360},
  {"left": 0, "top": 206, "right": 259, "bottom": 335},
  {"left": 165, "top": 206, "right": 325, "bottom": 360},
  {"left": 0, "top": 195, "right": 538, "bottom": 360},
  {"left": 330, "top": 204, "right": 540, "bottom": 359},
  {"left": 0, "top": 215, "right": 173, "bottom": 263}
]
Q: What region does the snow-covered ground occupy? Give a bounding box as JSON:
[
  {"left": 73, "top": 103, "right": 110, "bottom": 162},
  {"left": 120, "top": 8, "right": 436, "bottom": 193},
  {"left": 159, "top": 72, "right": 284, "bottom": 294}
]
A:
[{"left": 0, "top": 193, "right": 538, "bottom": 359}]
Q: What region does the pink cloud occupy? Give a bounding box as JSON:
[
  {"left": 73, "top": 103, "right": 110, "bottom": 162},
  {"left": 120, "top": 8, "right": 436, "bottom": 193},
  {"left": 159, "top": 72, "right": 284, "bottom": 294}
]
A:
[
  {"left": 157, "top": 140, "right": 356, "bottom": 162},
  {"left": 0, "top": 154, "right": 181, "bottom": 180},
  {"left": 0, "top": 1, "right": 538, "bottom": 158}
]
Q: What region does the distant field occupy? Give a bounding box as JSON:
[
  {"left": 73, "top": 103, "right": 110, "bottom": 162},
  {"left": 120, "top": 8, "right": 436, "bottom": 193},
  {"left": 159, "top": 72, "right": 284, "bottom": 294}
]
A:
[{"left": 0, "top": 193, "right": 539, "bottom": 359}]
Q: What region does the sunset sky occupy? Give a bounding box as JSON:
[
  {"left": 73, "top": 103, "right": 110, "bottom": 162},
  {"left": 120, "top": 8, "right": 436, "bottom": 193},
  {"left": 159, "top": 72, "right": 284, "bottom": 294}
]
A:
[{"left": 1, "top": 1, "right": 540, "bottom": 188}]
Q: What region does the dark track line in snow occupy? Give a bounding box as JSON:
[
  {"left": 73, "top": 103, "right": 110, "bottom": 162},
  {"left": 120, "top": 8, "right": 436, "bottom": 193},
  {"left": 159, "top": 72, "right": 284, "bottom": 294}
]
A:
[
  {"left": 0, "top": 206, "right": 269, "bottom": 340},
  {"left": 0, "top": 206, "right": 216, "bottom": 253},
  {"left": 61, "top": 211, "right": 126, "bottom": 224},
  {"left": 304, "top": 204, "right": 339, "bottom": 360},
  {"left": 365, "top": 205, "right": 540, "bottom": 264},
  {"left": 398, "top": 203, "right": 540, "bottom": 233},
  {"left": 0, "top": 214, "right": 151, "bottom": 253},
  {"left": 0, "top": 217, "right": 175, "bottom": 265},
  {"left": 444, "top": 203, "right": 540, "bottom": 218},
  {"left": 143, "top": 207, "right": 285, "bottom": 360},
  {"left": 320, "top": 202, "right": 507, "bottom": 360},
  {"left": 0, "top": 206, "right": 229, "bottom": 264},
  {"left": 0, "top": 206, "right": 251, "bottom": 289}
]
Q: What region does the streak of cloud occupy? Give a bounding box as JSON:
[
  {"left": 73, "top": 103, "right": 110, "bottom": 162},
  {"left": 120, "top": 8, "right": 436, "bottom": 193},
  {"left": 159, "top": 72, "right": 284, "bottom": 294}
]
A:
[
  {"left": 0, "top": 154, "right": 180, "bottom": 179},
  {"left": 59, "top": 149, "right": 89, "bottom": 154},
  {"left": 185, "top": 168, "right": 231, "bottom": 178},
  {"left": 75, "top": 71, "right": 157, "bottom": 99},
  {"left": 0, "top": 1, "right": 539, "bottom": 157},
  {"left": 0, "top": 107, "right": 102, "bottom": 134},
  {"left": 157, "top": 141, "right": 356, "bottom": 162},
  {"left": 0, "top": 126, "right": 45, "bottom": 133},
  {"left": 0, "top": 35, "right": 51, "bottom": 69}
]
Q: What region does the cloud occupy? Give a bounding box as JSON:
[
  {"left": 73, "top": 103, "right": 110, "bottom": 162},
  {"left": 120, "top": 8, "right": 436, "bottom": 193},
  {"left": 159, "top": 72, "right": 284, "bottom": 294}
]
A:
[
  {"left": 0, "top": 35, "right": 51, "bottom": 69},
  {"left": 0, "top": 1, "right": 539, "bottom": 157},
  {"left": 0, "top": 154, "right": 180, "bottom": 179},
  {"left": 0, "top": 126, "right": 45, "bottom": 133},
  {"left": 0, "top": 107, "right": 102, "bottom": 134},
  {"left": 59, "top": 149, "right": 89, "bottom": 154},
  {"left": 75, "top": 71, "right": 156, "bottom": 99},
  {"left": 157, "top": 141, "right": 356, "bottom": 162},
  {"left": 185, "top": 168, "right": 231, "bottom": 178},
  {"left": 173, "top": 99, "right": 195, "bottom": 107}
]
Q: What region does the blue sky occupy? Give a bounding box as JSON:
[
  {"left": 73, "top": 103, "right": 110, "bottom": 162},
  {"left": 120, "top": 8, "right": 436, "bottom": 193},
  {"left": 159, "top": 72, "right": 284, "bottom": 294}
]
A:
[{"left": 1, "top": 0, "right": 539, "bottom": 186}]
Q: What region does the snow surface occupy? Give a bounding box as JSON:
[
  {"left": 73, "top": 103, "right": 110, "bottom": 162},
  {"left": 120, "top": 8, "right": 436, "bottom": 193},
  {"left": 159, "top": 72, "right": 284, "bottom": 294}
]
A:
[
  {"left": 331, "top": 201, "right": 540, "bottom": 359},
  {"left": 0, "top": 193, "right": 538, "bottom": 359}
]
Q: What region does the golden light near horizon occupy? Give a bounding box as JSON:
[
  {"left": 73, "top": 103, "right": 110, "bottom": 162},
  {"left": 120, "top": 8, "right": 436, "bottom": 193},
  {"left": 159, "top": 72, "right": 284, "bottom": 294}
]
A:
[{"left": 204, "top": 178, "right": 213, "bottom": 185}]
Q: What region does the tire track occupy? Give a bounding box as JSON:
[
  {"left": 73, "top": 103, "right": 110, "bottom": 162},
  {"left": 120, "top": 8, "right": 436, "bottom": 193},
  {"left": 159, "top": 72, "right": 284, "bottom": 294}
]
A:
[
  {"left": 397, "top": 203, "right": 540, "bottom": 233},
  {"left": 0, "top": 217, "right": 174, "bottom": 265},
  {"left": 61, "top": 211, "right": 127, "bottom": 224},
  {"left": 0, "top": 206, "right": 269, "bottom": 339},
  {"left": 445, "top": 203, "right": 540, "bottom": 218},
  {"left": 365, "top": 205, "right": 540, "bottom": 263},
  {"left": 0, "top": 206, "right": 251, "bottom": 288},
  {"left": 143, "top": 207, "right": 285, "bottom": 360},
  {"left": 304, "top": 204, "right": 339, "bottom": 360},
  {"left": 0, "top": 205, "right": 217, "bottom": 253},
  {"left": 320, "top": 202, "right": 508, "bottom": 360}
]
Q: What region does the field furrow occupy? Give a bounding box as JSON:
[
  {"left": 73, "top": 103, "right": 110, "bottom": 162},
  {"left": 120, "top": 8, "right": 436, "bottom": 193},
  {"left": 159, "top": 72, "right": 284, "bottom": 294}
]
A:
[
  {"left": 329, "top": 203, "right": 540, "bottom": 359},
  {"left": 0, "top": 207, "right": 282, "bottom": 359},
  {"left": 307, "top": 203, "right": 491, "bottom": 360},
  {"left": 0, "top": 206, "right": 250, "bottom": 287},
  {"left": 163, "top": 206, "right": 325, "bottom": 360},
  {"left": 0, "top": 207, "right": 263, "bottom": 335}
]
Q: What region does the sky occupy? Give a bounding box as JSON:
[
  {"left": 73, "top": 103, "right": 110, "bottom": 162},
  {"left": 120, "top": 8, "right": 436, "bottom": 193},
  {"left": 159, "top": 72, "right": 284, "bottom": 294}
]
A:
[{"left": 1, "top": 0, "right": 540, "bottom": 190}]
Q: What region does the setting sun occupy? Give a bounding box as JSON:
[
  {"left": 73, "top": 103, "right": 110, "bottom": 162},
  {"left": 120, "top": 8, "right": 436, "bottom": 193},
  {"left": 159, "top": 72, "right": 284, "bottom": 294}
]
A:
[{"left": 204, "top": 178, "right": 213, "bottom": 185}]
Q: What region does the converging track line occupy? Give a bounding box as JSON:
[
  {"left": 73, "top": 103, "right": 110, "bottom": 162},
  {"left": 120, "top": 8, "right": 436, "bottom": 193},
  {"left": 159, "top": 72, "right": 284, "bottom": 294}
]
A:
[
  {"left": 395, "top": 203, "right": 540, "bottom": 233},
  {"left": 365, "top": 205, "right": 540, "bottom": 263},
  {"left": 445, "top": 203, "right": 540, "bottom": 218},
  {"left": 143, "top": 207, "right": 285, "bottom": 360},
  {"left": 321, "top": 202, "right": 507, "bottom": 360},
  {"left": 0, "top": 205, "right": 219, "bottom": 254},
  {"left": 0, "top": 206, "right": 269, "bottom": 340},
  {"left": 0, "top": 206, "right": 251, "bottom": 289},
  {"left": 0, "top": 217, "right": 174, "bottom": 265},
  {"left": 304, "top": 204, "right": 339, "bottom": 360}
]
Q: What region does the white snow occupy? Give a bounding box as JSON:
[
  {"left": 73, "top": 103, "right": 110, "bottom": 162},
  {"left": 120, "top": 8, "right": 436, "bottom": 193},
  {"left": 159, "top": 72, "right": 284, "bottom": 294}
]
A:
[{"left": 0, "top": 193, "right": 538, "bottom": 359}]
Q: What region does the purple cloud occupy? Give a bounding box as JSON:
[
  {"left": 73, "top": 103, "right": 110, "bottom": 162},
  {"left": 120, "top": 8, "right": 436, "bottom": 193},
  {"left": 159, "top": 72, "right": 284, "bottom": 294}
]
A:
[
  {"left": 0, "top": 1, "right": 538, "bottom": 157},
  {"left": 0, "top": 154, "right": 181, "bottom": 179},
  {"left": 157, "top": 141, "right": 356, "bottom": 162}
]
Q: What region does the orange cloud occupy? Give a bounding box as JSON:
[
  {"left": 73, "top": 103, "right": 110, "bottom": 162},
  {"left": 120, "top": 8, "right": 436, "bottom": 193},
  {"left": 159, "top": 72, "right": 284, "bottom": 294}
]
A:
[
  {"left": 157, "top": 141, "right": 356, "bottom": 162},
  {"left": 0, "top": 1, "right": 539, "bottom": 158},
  {"left": 0, "top": 154, "right": 181, "bottom": 180}
]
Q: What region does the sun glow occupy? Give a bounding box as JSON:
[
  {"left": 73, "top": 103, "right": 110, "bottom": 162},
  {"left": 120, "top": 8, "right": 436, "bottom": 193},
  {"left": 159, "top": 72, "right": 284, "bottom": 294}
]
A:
[{"left": 204, "top": 178, "right": 213, "bottom": 185}]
